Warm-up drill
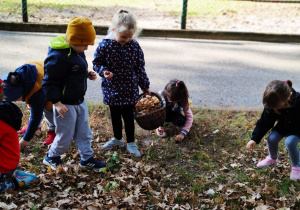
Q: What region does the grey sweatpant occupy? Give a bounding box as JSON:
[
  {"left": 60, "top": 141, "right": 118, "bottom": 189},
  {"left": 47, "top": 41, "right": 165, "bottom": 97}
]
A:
[
  {"left": 48, "top": 101, "right": 93, "bottom": 161},
  {"left": 43, "top": 109, "right": 55, "bottom": 131}
]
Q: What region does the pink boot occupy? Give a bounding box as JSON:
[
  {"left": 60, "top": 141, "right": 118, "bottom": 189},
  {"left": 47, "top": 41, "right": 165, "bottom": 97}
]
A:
[
  {"left": 257, "top": 156, "right": 278, "bottom": 168},
  {"left": 43, "top": 130, "right": 56, "bottom": 145},
  {"left": 290, "top": 166, "right": 300, "bottom": 180}
]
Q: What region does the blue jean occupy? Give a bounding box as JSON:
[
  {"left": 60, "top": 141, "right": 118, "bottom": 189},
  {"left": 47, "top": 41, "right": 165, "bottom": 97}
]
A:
[{"left": 267, "top": 130, "right": 300, "bottom": 166}]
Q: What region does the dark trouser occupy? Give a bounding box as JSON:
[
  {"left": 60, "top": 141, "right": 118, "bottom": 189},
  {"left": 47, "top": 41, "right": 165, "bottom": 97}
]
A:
[
  {"left": 0, "top": 169, "right": 18, "bottom": 193},
  {"left": 166, "top": 110, "right": 186, "bottom": 127},
  {"left": 109, "top": 105, "right": 135, "bottom": 143}
]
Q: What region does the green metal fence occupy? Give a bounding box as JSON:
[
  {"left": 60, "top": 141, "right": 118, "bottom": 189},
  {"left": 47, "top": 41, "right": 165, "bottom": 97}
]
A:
[{"left": 1, "top": 0, "right": 300, "bottom": 34}]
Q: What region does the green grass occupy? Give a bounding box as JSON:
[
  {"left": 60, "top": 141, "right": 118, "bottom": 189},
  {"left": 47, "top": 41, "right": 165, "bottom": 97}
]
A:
[
  {"left": 274, "top": 178, "right": 300, "bottom": 196},
  {"left": 30, "top": 204, "right": 39, "bottom": 210},
  {"left": 145, "top": 146, "right": 160, "bottom": 162}
]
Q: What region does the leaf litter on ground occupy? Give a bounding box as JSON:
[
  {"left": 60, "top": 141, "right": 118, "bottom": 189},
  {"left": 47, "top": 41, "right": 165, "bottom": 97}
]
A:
[{"left": 0, "top": 103, "right": 300, "bottom": 209}]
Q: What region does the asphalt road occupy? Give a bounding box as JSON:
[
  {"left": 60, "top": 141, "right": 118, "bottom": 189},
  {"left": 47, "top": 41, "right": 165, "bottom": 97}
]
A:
[{"left": 1, "top": 30, "right": 299, "bottom": 110}]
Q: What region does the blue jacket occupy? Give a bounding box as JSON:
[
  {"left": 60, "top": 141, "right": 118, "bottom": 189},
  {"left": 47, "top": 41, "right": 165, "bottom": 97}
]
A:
[
  {"left": 93, "top": 33, "right": 150, "bottom": 106},
  {"left": 7, "top": 64, "right": 45, "bottom": 141},
  {"left": 252, "top": 89, "right": 300, "bottom": 144},
  {"left": 43, "top": 36, "right": 88, "bottom": 105}
]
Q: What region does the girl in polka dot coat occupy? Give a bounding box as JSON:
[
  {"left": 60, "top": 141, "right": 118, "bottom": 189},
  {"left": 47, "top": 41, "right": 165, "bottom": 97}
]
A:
[{"left": 93, "top": 9, "right": 150, "bottom": 157}]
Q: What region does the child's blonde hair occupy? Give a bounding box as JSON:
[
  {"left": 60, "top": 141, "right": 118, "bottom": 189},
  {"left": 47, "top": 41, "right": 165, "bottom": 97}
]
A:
[
  {"left": 162, "top": 79, "right": 189, "bottom": 106},
  {"left": 108, "top": 9, "right": 139, "bottom": 37},
  {"left": 263, "top": 80, "right": 292, "bottom": 109},
  {"left": 0, "top": 80, "right": 4, "bottom": 102}
]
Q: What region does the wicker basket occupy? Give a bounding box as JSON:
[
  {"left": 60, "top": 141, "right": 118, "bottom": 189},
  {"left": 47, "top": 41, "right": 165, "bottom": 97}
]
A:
[{"left": 134, "top": 92, "right": 166, "bottom": 130}]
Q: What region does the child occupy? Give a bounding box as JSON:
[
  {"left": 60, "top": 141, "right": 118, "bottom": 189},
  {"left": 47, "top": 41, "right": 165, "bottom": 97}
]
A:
[
  {"left": 0, "top": 79, "right": 37, "bottom": 193},
  {"left": 156, "top": 79, "right": 193, "bottom": 142},
  {"left": 42, "top": 17, "right": 106, "bottom": 170},
  {"left": 93, "top": 9, "right": 150, "bottom": 157},
  {"left": 18, "top": 106, "right": 55, "bottom": 146},
  {"left": 247, "top": 80, "right": 300, "bottom": 180},
  {"left": 1, "top": 61, "right": 55, "bottom": 148}
]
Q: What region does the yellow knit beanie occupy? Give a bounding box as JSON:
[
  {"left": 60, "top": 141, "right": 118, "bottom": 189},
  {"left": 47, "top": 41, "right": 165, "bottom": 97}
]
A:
[{"left": 66, "top": 17, "right": 96, "bottom": 46}]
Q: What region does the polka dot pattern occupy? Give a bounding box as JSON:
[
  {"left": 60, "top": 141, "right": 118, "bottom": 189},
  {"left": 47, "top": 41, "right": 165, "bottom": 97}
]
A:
[{"left": 93, "top": 39, "right": 150, "bottom": 106}]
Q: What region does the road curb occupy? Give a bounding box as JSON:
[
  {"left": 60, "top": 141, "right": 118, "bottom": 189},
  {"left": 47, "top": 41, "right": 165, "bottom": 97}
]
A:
[{"left": 1, "top": 21, "right": 300, "bottom": 43}]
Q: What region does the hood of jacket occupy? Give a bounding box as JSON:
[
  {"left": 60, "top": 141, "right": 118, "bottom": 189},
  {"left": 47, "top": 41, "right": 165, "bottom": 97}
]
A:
[
  {"left": 104, "top": 32, "right": 115, "bottom": 40},
  {"left": 17, "top": 64, "right": 39, "bottom": 99},
  {"left": 1, "top": 64, "right": 40, "bottom": 101},
  {"left": 49, "top": 35, "right": 72, "bottom": 56},
  {"left": 276, "top": 88, "right": 300, "bottom": 111},
  {"left": 49, "top": 35, "right": 71, "bottom": 49},
  {"left": 288, "top": 89, "right": 299, "bottom": 107},
  {"left": 0, "top": 101, "right": 23, "bottom": 131}
]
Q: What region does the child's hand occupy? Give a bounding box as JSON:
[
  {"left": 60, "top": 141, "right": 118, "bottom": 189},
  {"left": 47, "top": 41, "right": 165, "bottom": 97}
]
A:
[
  {"left": 246, "top": 140, "right": 256, "bottom": 152},
  {"left": 19, "top": 138, "right": 29, "bottom": 150},
  {"left": 88, "top": 70, "right": 97, "bottom": 80},
  {"left": 175, "top": 133, "right": 185, "bottom": 142},
  {"left": 104, "top": 70, "right": 113, "bottom": 79},
  {"left": 54, "top": 102, "right": 68, "bottom": 119},
  {"left": 143, "top": 89, "right": 151, "bottom": 95}
]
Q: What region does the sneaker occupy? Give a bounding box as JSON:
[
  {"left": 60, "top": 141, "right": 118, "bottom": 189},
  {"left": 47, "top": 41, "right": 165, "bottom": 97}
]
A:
[
  {"left": 43, "top": 130, "right": 56, "bottom": 145},
  {"left": 257, "top": 156, "right": 278, "bottom": 168},
  {"left": 15, "top": 171, "right": 37, "bottom": 187},
  {"left": 43, "top": 153, "right": 62, "bottom": 170},
  {"left": 290, "top": 166, "right": 300, "bottom": 180},
  {"left": 126, "top": 142, "right": 141, "bottom": 157},
  {"left": 103, "top": 137, "right": 125, "bottom": 150},
  {"left": 79, "top": 157, "right": 106, "bottom": 171}
]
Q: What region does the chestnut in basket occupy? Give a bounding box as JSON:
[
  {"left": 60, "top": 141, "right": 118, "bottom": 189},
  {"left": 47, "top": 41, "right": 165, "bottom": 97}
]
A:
[{"left": 136, "top": 95, "right": 161, "bottom": 116}]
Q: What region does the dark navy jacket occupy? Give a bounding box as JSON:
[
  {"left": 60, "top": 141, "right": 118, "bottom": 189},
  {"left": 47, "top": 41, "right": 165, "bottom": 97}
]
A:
[
  {"left": 252, "top": 89, "right": 300, "bottom": 144},
  {"left": 43, "top": 46, "right": 88, "bottom": 105}
]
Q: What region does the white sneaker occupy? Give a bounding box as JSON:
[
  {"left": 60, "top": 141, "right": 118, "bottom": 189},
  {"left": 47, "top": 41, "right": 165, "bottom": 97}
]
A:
[
  {"left": 103, "top": 137, "right": 125, "bottom": 150},
  {"left": 126, "top": 142, "right": 141, "bottom": 157}
]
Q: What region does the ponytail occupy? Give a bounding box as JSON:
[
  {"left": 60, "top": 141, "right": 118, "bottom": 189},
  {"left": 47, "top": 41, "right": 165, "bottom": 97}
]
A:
[
  {"left": 286, "top": 80, "right": 292, "bottom": 89},
  {"left": 163, "top": 79, "right": 189, "bottom": 105}
]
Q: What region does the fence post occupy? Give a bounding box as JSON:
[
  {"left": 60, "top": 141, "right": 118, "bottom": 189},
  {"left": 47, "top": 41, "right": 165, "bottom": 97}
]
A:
[
  {"left": 181, "top": 0, "right": 188, "bottom": 29},
  {"left": 22, "top": 0, "right": 28, "bottom": 22}
]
